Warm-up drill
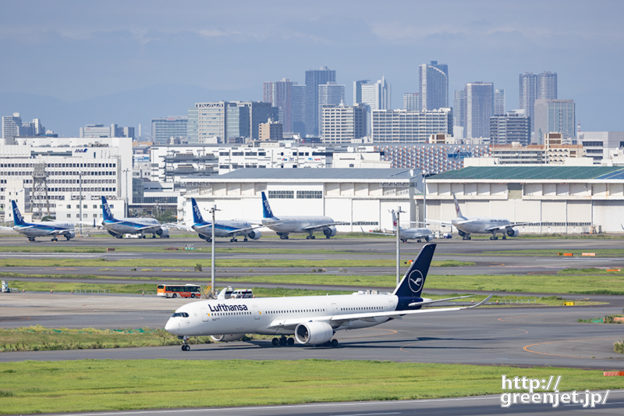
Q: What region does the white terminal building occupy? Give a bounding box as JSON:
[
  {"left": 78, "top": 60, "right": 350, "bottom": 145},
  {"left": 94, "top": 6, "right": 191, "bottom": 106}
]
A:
[{"left": 0, "top": 137, "right": 131, "bottom": 224}]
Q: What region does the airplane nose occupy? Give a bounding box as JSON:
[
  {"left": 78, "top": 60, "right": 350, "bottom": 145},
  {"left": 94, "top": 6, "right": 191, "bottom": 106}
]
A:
[{"left": 165, "top": 318, "right": 178, "bottom": 334}]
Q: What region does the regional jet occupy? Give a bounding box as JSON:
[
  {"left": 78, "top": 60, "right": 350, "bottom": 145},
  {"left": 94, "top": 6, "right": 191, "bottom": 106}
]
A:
[
  {"left": 260, "top": 191, "right": 337, "bottom": 239},
  {"left": 165, "top": 243, "right": 490, "bottom": 350},
  {"left": 451, "top": 193, "right": 524, "bottom": 240},
  {"left": 101, "top": 196, "right": 169, "bottom": 239},
  {"left": 365, "top": 210, "right": 434, "bottom": 243},
  {"left": 9, "top": 200, "right": 76, "bottom": 242},
  {"left": 190, "top": 198, "right": 261, "bottom": 242}
]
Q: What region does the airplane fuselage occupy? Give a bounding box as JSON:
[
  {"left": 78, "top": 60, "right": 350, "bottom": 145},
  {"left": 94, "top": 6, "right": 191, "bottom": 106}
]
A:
[
  {"left": 165, "top": 293, "right": 398, "bottom": 337},
  {"left": 262, "top": 216, "right": 333, "bottom": 234},
  {"left": 13, "top": 222, "right": 75, "bottom": 239},
  {"left": 193, "top": 220, "right": 257, "bottom": 239},
  {"left": 452, "top": 218, "right": 512, "bottom": 234},
  {"left": 102, "top": 217, "right": 162, "bottom": 236},
  {"left": 399, "top": 227, "right": 434, "bottom": 241}
]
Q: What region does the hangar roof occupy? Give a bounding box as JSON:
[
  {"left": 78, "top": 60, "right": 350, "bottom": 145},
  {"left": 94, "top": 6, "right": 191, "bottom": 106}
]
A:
[
  {"left": 431, "top": 166, "right": 624, "bottom": 180},
  {"left": 216, "top": 168, "right": 415, "bottom": 180}
]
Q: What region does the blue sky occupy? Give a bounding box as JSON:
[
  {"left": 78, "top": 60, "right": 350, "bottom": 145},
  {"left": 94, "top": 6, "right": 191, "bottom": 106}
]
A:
[{"left": 1, "top": 0, "right": 623, "bottom": 135}]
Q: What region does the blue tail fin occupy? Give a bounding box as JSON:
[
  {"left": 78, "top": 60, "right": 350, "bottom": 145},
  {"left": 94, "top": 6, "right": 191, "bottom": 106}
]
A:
[
  {"left": 191, "top": 198, "right": 205, "bottom": 224},
  {"left": 261, "top": 192, "right": 276, "bottom": 219},
  {"left": 11, "top": 201, "right": 26, "bottom": 226},
  {"left": 101, "top": 196, "right": 115, "bottom": 221},
  {"left": 393, "top": 243, "right": 436, "bottom": 300}
]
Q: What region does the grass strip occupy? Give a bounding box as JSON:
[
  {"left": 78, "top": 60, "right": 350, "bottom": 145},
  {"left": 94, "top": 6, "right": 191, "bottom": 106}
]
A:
[
  {"left": 0, "top": 258, "right": 474, "bottom": 268},
  {"left": 0, "top": 360, "right": 621, "bottom": 414},
  {"left": 480, "top": 249, "right": 624, "bottom": 258}
]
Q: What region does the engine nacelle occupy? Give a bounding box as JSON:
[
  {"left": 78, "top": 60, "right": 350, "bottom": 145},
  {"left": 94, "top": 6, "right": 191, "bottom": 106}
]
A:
[
  {"left": 210, "top": 334, "right": 245, "bottom": 342},
  {"left": 158, "top": 228, "right": 170, "bottom": 238},
  {"left": 457, "top": 229, "right": 467, "bottom": 237},
  {"left": 323, "top": 226, "right": 337, "bottom": 238},
  {"left": 294, "top": 321, "right": 334, "bottom": 345},
  {"left": 65, "top": 231, "right": 76, "bottom": 240},
  {"left": 107, "top": 229, "right": 123, "bottom": 238},
  {"left": 247, "top": 230, "right": 262, "bottom": 240},
  {"left": 506, "top": 228, "right": 519, "bottom": 237}
]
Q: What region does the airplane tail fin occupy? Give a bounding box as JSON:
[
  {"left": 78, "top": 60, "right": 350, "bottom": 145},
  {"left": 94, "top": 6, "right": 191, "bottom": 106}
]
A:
[
  {"left": 391, "top": 209, "right": 398, "bottom": 229},
  {"left": 393, "top": 243, "right": 436, "bottom": 299},
  {"left": 261, "top": 192, "right": 276, "bottom": 219},
  {"left": 191, "top": 198, "right": 205, "bottom": 224},
  {"left": 452, "top": 193, "right": 465, "bottom": 219},
  {"left": 101, "top": 196, "right": 115, "bottom": 221},
  {"left": 11, "top": 201, "right": 26, "bottom": 226}
]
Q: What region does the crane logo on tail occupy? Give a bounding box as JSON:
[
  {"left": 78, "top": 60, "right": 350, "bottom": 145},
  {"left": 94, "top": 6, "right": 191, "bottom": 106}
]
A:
[{"left": 407, "top": 269, "right": 424, "bottom": 294}]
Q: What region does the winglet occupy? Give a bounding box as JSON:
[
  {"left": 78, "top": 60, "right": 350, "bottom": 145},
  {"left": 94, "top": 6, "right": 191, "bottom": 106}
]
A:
[
  {"left": 261, "top": 192, "right": 276, "bottom": 219},
  {"left": 101, "top": 196, "right": 115, "bottom": 222},
  {"left": 466, "top": 294, "right": 492, "bottom": 309},
  {"left": 191, "top": 198, "right": 205, "bottom": 224},
  {"left": 11, "top": 200, "right": 25, "bottom": 226}
]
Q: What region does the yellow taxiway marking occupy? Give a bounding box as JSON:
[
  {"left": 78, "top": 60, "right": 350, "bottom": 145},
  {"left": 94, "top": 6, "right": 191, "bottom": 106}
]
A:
[{"left": 523, "top": 335, "right": 620, "bottom": 360}]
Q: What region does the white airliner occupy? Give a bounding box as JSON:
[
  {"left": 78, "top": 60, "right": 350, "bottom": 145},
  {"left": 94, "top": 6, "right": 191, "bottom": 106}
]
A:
[
  {"left": 165, "top": 243, "right": 490, "bottom": 350},
  {"left": 101, "top": 196, "right": 169, "bottom": 239},
  {"left": 9, "top": 200, "right": 76, "bottom": 242},
  {"left": 365, "top": 210, "right": 434, "bottom": 243},
  {"left": 190, "top": 198, "right": 261, "bottom": 242},
  {"left": 260, "top": 191, "right": 338, "bottom": 239},
  {"left": 450, "top": 193, "right": 524, "bottom": 240}
]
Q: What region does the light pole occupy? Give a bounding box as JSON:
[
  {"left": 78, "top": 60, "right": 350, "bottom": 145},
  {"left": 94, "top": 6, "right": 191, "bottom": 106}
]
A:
[
  {"left": 79, "top": 171, "right": 83, "bottom": 236},
  {"left": 395, "top": 206, "right": 405, "bottom": 285},
  {"left": 209, "top": 204, "right": 220, "bottom": 298},
  {"left": 122, "top": 168, "right": 130, "bottom": 217}
]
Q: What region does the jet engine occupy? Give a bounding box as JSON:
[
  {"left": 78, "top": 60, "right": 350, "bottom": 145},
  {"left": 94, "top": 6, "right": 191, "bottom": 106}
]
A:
[
  {"left": 294, "top": 321, "right": 334, "bottom": 345},
  {"left": 323, "top": 226, "right": 337, "bottom": 238},
  {"left": 157, "top": 228, "right": 170, "bottom": 238},
  {"left": 64, "top": 231, "right": 76, "bottom": 240},
  {"left": 107, "top": 230, "right": 123, "bottom": 239},
  {"left": 210, "top": 334, "right": 245, "bottom": 342},
  {"left": 246, "top": 230, "right": 262, "bottom": 240},
  {"left": 457, "top": 230, "right": 467, "bottom": 238},
  {"left": 506, "top": 228, "right": 519, "bottom": 237}
]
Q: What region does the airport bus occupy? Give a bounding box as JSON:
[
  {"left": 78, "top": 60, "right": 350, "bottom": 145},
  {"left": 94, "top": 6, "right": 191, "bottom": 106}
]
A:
[{"left": 157, "top": 284, "right": 201, "bottom": 298}]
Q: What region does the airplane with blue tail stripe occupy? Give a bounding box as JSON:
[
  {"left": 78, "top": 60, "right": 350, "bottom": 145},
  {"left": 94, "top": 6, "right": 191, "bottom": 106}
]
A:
[
  {"left": 101, "top": 196, "right": 169, "bottom": 239},
  {"left": 10, "top": 200, "right": 76, "bottom": 242},
  {"left": 190, "top": 198, "right": 261, "bottom": 242}
]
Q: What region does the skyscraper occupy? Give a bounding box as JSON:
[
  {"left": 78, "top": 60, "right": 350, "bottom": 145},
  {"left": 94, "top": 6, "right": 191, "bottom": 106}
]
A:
[
  {"left": 534, "top": 99, "right": 575, "bottom": 142},
  {"left": 419, "top": 60, "right": 448, "bottom": 110},
  {"left": 402, "top": 92, "right": 420, "bottom": 111},
  {"left": 453, "top": 90, "right": 466, "bottom": 129},
  {"left": 193, "top": 101, "right": 275, "bottom": 143},
  {"left": 321, "top": 103, "right": 367, "bottom": 144},
  {"left": 489, "top": 110, "right": 530, "bottom": 145},
  {"left": 152, "top": 117, "right": 188, "bottom": 145},
  {"left": 465, "top": 82, "right": 494, "bottom": 139},
  {"left": 263, "top": 78, "right": 294, "bottom": 133},
  {"left": 519, "top": 71, "right": 558, "bottom": 134},
  {"left": 291, "top": 85, "right": 306, "bottom": 136},
  {"left": 305, "top": 66, "right": 336, "bottom": 136},
  {"left": 538, "top": 72, "right": 557, "bottom": 100},
  {"left": 2, "top": 113, "right": 22, "bottom": 142},
  {"left": 353, "top": 80, "right": 368, "bottom": 105},
  {"left": 354, "top": 77, "right": 391, "bottom": 110},
  {"left": 495, "top": 89, "right": 505, "bottom": 115},
  {"left": 318, "top": 82, "right": 344, "bottom": 134}
]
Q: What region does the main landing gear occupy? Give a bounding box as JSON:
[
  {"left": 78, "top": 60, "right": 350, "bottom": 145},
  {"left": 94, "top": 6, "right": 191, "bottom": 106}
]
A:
[
  {"left": 180, "top": 336, "right": 191, "bottom": 351},
  {"left": 272, "top": 336, "right": 295, "bottom": 346},
  {"left": 305, "top": 234, "right": 316, "bottom": 240}
]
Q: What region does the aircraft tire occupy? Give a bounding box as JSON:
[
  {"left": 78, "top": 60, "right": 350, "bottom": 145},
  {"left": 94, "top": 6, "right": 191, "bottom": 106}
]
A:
[
  {"left": 287, "top": 337, "right": 295, "bottom": 346},
  {"left": 272, "top": 337, "right": 280, "bottom": 346},
  {"left": 331, "top": 339, "right": 339, "bottom": 347},
  {"left": 181, "top": 344, "right": 190, "bottom": 351}
]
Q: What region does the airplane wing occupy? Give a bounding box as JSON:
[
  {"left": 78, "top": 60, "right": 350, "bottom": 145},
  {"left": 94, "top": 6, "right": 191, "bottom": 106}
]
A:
[
  {"left": 267, "top": 295, "right": 491, "bottom": 330},
  {"left": 222, "top": 224, "right": 264, "bottom": 236},
  {"left": 302, "top": 222, "right": 341, "bottom": 231},
  {"left": 484, "top": 222, "right": 530, "bottom": 232}
]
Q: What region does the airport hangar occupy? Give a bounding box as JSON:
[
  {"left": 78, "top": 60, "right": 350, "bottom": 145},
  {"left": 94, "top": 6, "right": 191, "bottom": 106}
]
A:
[{"left": 178, "top": 166, "right": 624, "bottom": 234}]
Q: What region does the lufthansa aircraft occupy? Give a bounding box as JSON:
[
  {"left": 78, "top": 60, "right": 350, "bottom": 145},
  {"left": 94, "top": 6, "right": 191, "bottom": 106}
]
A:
[
  {"left": 190, "top": 198, "right": 261, "bottom": 242},
  {"left": 101, "top": 196, "right": 169, "bottom": 239},
  {"left": 261, "top": 191, "right": 337, "bottom": 239},
  {"left": 365, "top": 210, "right": 434, "bottom": 243},
  {"left": 9, "top": 200, "right": 76, "bottom": 242},
  {"left": 165, "top": 243, "right": 490, "bottom": 350},
  {"left": 451, "top": 193, "right": 524, "bottom": 240}
]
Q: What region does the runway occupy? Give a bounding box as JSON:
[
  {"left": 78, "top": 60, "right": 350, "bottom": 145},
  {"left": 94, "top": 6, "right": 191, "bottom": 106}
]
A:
[{"left": 1, "top": 293, "right": 623, "bottom": 370}]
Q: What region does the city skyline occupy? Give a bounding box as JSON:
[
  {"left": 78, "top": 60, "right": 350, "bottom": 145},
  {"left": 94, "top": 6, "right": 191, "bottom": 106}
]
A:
[{"left": 0, "top": 0, "right": 623, "bottom": 135}]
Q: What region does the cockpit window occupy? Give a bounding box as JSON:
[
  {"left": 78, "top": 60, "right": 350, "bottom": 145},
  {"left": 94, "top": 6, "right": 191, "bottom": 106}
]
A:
[{"left": 171, "top": 312, "right": 189, "bottom": 318}]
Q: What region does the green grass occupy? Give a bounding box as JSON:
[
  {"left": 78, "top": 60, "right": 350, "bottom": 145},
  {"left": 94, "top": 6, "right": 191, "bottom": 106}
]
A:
[
  {"left": 0, "top": 326, "right": 203, "bottom": 352},
  {"left": 615, "top": 340, "right": 624, "bottom": 353},
  {"left": 0, "top": 257, "right": 474, "bottom": 268},
  {"left": 0, "top": 360, "right": 621, "bottom": 414},
  {"left": 480, "top": 249, "right": 624, "bottom": 258}
]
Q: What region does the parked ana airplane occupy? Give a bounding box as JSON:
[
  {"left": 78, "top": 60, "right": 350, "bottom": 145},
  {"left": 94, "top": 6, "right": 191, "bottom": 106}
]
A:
[
  {"left": 451, "top": 193, "right": 523, "bottom": 240},
  {"left": 365, "top": 210, "right": 434, "bottom": 243},
  {"left": 260, "top": 191, "right": 337, "bottom": 239},
  {"left": 190, "top": 198, "right": 261, "bottom": 242},
  {"left": 101, "top": 196, "right": 169, "bottom": 239},
  {"left": 9, "top": 200, "right": 76, "bottom": 242},
  {"left": 165, "top": 243, "right": 490, "bottom": 350}
]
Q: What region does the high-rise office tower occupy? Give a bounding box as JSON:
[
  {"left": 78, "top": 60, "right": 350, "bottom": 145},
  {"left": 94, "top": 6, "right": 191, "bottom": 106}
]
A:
[
  {"left": 193, "top": 101, "right": 276, "bottom": 143},
  {"left": 419, "top": 60, "right": 448, "bottom": 110},
  {"left": 519, "top": 71, "right": 558, "bottom": 134},
  {"left": 291, "top": 85, "right": 306, "bottom": 136},
  {"left": 453, "top": 90, "right": 466, "bottom": 129},
  {"left": 2, "top": 113, "right": 22, "bottom": 142},
  {"left": 489, "top": 110, "right": 530, "bottom": 145},
  {"left": 355, "top": 77, "right": 391, "bottom": 110},
  {"left": 534, "top": 99, "right": 575, "bottom": 142},
  {"left": 538, "top": 72, "right": 557, "bottom": 100},
  {"left": 151, "top": 117, "right": 188, "bottom": 145},
  {"left": 495, "top": 89, "right": 505, "bottom": 115},
  {"left": 305, "top": 66, "right": 336, "bottom": 136},
  {"left": 371, "top": 108, "right": 453, "bottom": 143},
  {"left": 353, "top": 80, "right": 368, "bottom": 105},
  {"left": 403, "top": 92, "right": 420, "bottom": 111},
  {"left": 263, "top": 78, "right": 294, "bottom": 133},
  {"left": 465, "top": 82, "right": 494, "bottom": 139}
]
